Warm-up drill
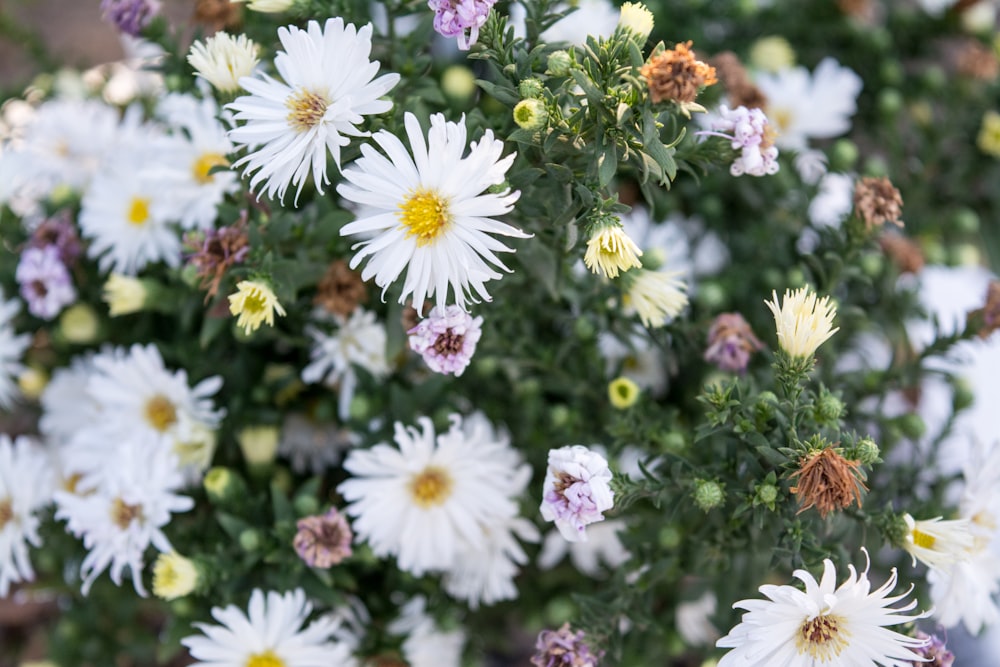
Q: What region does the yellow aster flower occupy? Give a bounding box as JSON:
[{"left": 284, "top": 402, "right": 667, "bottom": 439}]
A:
[
  {"left": 608, "top": 377, "right": 641, "bottom": 409},
  {"left": 228, "top": 280, "right": 286, "bottom": 335},
  {"left": 624, "top": 269, "right": 688, "bottom": 328},
  {"left": 102, "top": 273, "right": 147, "bottom": 317},
  {"left": 152, "top": 552, "right": 200, "bottom": 600},
  {"left": 764, "top": 286, "right": 839, "bottom": 359},
  {"left": 237, "top": 425, "right": 280, "bottom": 466},
  {"left": 584, "top": 224, "right": 643, "bottom": 279},
  {"left": 977, "top": 110, "right": 1000, "bottom": 157}
]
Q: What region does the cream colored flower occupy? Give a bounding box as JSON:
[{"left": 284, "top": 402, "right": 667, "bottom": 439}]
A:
[
  {"left": 152, "top": 551, "right": 199, "bottom": 600},
  {"left": 584, "top": 224, "right": 643, "bottom": 279},
  {"left": 623, "top": 269, "right": 688, "bottom": 327},
  {"left": 102, "top": 273, "right": 148, "bottom": 316},
  {"left": 227, "top": 280, "right": 286, "bottom": 334},
  {"left": 764, "top": 286, "right": 839, "bottom": 359},
  {"left": 902, "top": 513, "right": 977, "bottom": 569},
  {"left": 229, "top": 0, "right": 294, "bottom": 12},
  {"left": 617, "top": 2, "right": 654, "bottom": 42},
  {"left": 187, "top": 32, "right": 259, "bottom": 94},
  {"left": 237, "top": 425, "right": 280, "bottom": 466}
]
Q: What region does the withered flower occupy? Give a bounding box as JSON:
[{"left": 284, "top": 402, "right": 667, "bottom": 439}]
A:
[
  {"left": 314, "top": 259, "right": 368, "bottom": 316},
  {"left": 292, "top": 507, "right": 353, "bottom": 568},
  {"left": 641, "top": 41, "right": 718, "bottom": 105},
  {"left": 711, "top": 52, "right": 767, "bottom": 109},
  {"left": 192, "top": 0, "right": 242, "bottom": 31},
  {"left": 704, "top": 312, "right": 764, "bottom": 373},
  {"left": 954, "top": 39, "right": 999, "bottom": 81},
  {"left": 853, "top": 176, "right": 903, "bottom": 229},
  {"left": 969, "top": 280, "right": 1000, "bottom": 339},
  {"left": 879, "top": 234, "right": 924, "bottom": 274},
  {"left": 789, "top": 446, "right": 867, "bottom": 518},
  {"left": 184, "top": 219, "right": 250, "bottom": 300}
]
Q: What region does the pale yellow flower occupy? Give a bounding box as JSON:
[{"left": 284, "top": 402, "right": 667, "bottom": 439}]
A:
[
  {"left": 764, "top": 286, "right": 839, "bottom": 359},
  {"left": 608, "top": 377, "right": 640, "bottom": 409},
  {"left": 584, "top": 225, "right": 643, "bottom": 279},
  {"left": 228, "top": 280, "right": 286, "bottom": 335},
  {"left": 102, "top": 273, "right": 147, "bottom": 317},
  {"left": 58, "top": 303, "right": 100, "bottom": 343},
  {"left": 187, "top": 32, "right": 260, "bottom": 94},
  {"left": 617, "top": 2, "right": 655, "bottom": 42},
  {"left": 152, "top": 552, "right": 200, "bottom": 600},
  {"left": 749, "top": 36, "right": 796, "bottom": 73},
  {"left": 902, "top": 513, "right": 976, "bottom": 569},
  {"left": 229, "top": 0, "right": 294, "bottom": 12},
  {"left": 977, "top": 110, "right": 1000, "bottom": 158},
  {"left": 624, "top": 269, "right": 688, "bottom": 328},
  {"left": 237, "top": 425, "right": 280, "bottom": 466}
]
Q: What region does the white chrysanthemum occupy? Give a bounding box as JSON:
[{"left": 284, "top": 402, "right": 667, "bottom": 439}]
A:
[
  {"left": 755, "top": 58, "right": 862, "bottom": 152},
  {"left": 152, "top": 93, "right": 239, "bottom": 230},
  {"left": 0, "top": 434, "right": 54, "bottom": 597},
  {"left": 338, "top": 413, "right": 522, "bottom": 576},
  {"left": 537, "top": 519, "right": 630, "bottom": 576},
  {"left": 181, "top": 588, "right": 356, "bottom": 667},
  {"left": 0, "top": 292, "right": 30, "bottom": 409},
  {"left": 40, "top": 355, "right": 102, "bottom": 448},
  {"left": 809, "top": 172, "right": 855, "bottom": 229},
  {"left": 677, "top": 591, "right": 720, "bottom": 647},
  {"left": 902, "top": 513, "right": 977, "bottom": 569},
  {"left": 227, "top": 18, "right": 399, "bottom": 203},
  {"left": 187, "top": 31, "right": 260, "bottom": 94},
  {"left": 598, "top": 329, "right": 667, "bottom": 395},
  {"left": 54, "top": 444, "right": 193, "bottom": 595},
  {"left": 389, "top": 596, "right": 466, "bottom": 667},
  {"left": 765, "top": 286, "right": 839, "bottom": 359},
  {"left": 717, "top": 552, "right": 929, "bottom": 666},
  {"left": 338, "top": 112, "right": 527, "bottom": 312},
  {"left": 301, "top": 307, "right": 389, "bottom": 420},
  {"left": 278, "top": 412, "right": 360, "bottom": 475}
]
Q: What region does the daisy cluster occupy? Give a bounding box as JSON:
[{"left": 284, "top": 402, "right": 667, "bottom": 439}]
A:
[{"left": 0, "top": 0, "right": 999, "bottom": 665}]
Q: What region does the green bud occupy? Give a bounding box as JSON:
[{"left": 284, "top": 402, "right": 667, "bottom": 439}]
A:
[
  {"left": 885, "top": 513, "right": 910, "bottom": 548},
  {"left": 659, "top": 431, "right": 686, "bottom": 454},
  {"left": 951, "top": 207, "right": 980, "bottom": 234},
  {"left": 239, "top": 528, "right": 262, "bottom": 552},
  {"left": 829, "top": 139, "right": 859, "bottom": 171},
  {"left": 658, "top": 525, "right": 681, "bottom": 549},
  {"left": 518, "top": 77, "right": 545, "bottom": 99},
  {"left": 854, "top": 437, "right": 880, "bottom": 465},
  {"left": 922, "top": 65, "right": 947, "bottom": 92},
  {"left": 549, "top": 404, "right": 571, "bottom": 428},
  {"left": 546, "top": 50, "right": 573, "bottom": 76},
  {"left": 814, "top": 392, "right": 844, "bottom": 424},
  {"left": 754, "top": 482, "right": 778, "bottom": 508},
  {"left": 513, "top": 98, "right": 548, "bottom": 130},
  {"left": 952, "top": 378, "right": 976, "bottom": 412},
  {"left": 880, "top": 61, "right": 904, "bottom": 86},
  {"left": 293, "top": 494, "right": 320, "bottom": 517},
  {"left": 203, "top": 467, "right": 247, "bottom": 505},
  {"left": 859, "top": 252, "right": 884, "bottom": 278},
  {"left": 695, "top": 282, "right": 727, "bottom": 310},
  {"left": 863, "top": 155, "right": 889, "bottom": 178},
  {"left": 692, "top": 479, "right": 725, "bottom": 512},
  {"left": 349, "top": 394, "right": 372, "bottom": 420},
  {"left": 898, "top": 413, "right": 926, "bottom": 440},
  {"left": 573, "top": 316, "right": 596, "bottom": 340},
  {"left": 877, "top": 89, "right": 903, "bottom": 117}
]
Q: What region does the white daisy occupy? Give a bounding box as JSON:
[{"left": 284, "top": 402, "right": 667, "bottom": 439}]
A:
[
  {"left": 716, "top": 551, "right": 929, "bottom": 667},
  {"left": 337, "top": 112, "right": 528, "bottom": 312},
  {"left": 598, "top": 328, "right": 668, "bottom": 396},
  {"left": 901, "top": 513, "right": 977, "bottom": 569},
  {"left": 181, "top": 588, "right": 356, "bottom": 667},
  {"left": 389, "top": 596, "right": 465, "bottom": 667},
  {"left": 676, "top": 591, "right": 720, "bottom": 647},
  {"left": 54, "top": 443, "right": 193, "bottom": 595},
  {"left": 301, "top": 307, "right": 389, "bottom": 420},
  {"left": 537, "top": 519, "right": 630, "bottom": 576},
  {"left": 0, "top": 291, "right": 30, "bottom": 409},
  {"left": 755, "top": 58, "right": 862, "bottom": 152},
  {"left": 338, "top": 413, "right": 522, "bottom": 576},
  {"left": 278, "top": 412, "right": 361, "bottom": 475},
  {"left": 227, "top": 18, "right": 399, "bottom": 203},
  {"left": 0, "top": 434, "right": 54, "bottom": 597},
  {"left": 40, "top": 354, "right": 103, "bottom": 448}
]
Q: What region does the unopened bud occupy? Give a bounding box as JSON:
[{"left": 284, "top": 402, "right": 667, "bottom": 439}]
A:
[{"left": 693, "top": 479, "right": 725, "bottom": 512}]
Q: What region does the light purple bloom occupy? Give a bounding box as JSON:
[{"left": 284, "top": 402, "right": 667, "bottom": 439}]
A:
[
  {"left": 531, "top": 623, "right": 603, "bottom": 667},
  {"left": 704, "top": 312, "right": 764, "bottom": 374},
  {"left": 698, "top": 105, "right": 780, "bottom": 177},
  {"left": 428, "top": 0, "right": 497, "bottom": 50},
  {"left": 16, "top": 246, "right": 76, "bottom": 320},
  {"left": 910, "top": 632, "right": 954, "bottom": 667},
  {"left": 99, "top": 0, "right": 160, "bottom": 37},
  {"left": 407, "top": 305, "right": 483, "bottom": 376},
  {"left": 293, "top": 507, "right": 353, "bottom": 568},
  {"left": 30, "top": 211, "right": 82, "bottom": 266},
  {"left": 540, "top": 445, "right": 614, "bottom": 542}
]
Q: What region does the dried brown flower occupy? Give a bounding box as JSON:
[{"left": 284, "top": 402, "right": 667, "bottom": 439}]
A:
[
  {"left": 955, "top": 39, "right": 999, "bottom": 81},
  {"left": 183, "top": 218, "right": 250, "bottom": 300},
  {"left": 837, "top": 0, "right": 877, "bottom": 22},
  {"left": 641, "top": 41, "right": 718, "bottom": 105},
  {"left": 711, "top": 52, "right": 767, "bottom": 109},
  {"left": 292, "top": 508, "right": 353, "bottom": 568},
  {"left": 969, "top": 280, "right": 1000, "bottom": 339},
  {"left": 314, "top": 260, "right": 368, "bottom": 317},
  {"left": 192, "top": 0, "right": 242, "bottom": 32},
  {"left": 853, "top": 176, "right": 903, "bottom": 229},
  {"left": 879, "top": 234, "right": 925, "bottom": 274},
  {"left": 789, "top": 446, "right": 867, "bottom": 518}
]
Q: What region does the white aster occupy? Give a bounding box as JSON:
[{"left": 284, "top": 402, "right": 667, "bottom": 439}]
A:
[
  {"left": 0, "top": 434, "right": 54, "bottom": 597},
  {"left": 40, "top": 355, "right": 103, "bottom": 448},
  {"left": 301, "top": 307, "right": 389, "bottom": 421},
  {"left": 389, "top": 596, "right": 466, "bottom": 667},
  {"left": 338, "top": 413, "right": 523, "bottom": 576},
  {"left": 598, "top": 328, "right": 668, "bottom": 395},
  {"left": 537, "top": 519, "right": 631, "bottom": 576},
  {"left": 54, "top": 443, "right": 193, "bottom": 595},
  {"left": 181, "top": 588, "right": 356, "bottom": 667},
  {"left": 755, "top": 57, "right": 862, "bottom": 152},
  {"left": 765, "top": 286, "right": 839, "bottom": 360},
  {"left": 902, "top": 513, "right": 977, "bottom": 569},
  {"left": 676, "top": 591, "right": 720, "bottom": 647},
  {"left": 187, "top": 31, "right": 260, "bottom": 94},
  {"left": 278, "top": 412, "right": 361, "bottom": 475},
  {"left": 809, "top": 172, "right": 855, "bottom": 229},
  {"left": 338, "top": 112, "right": 527, "bottom": 312},
  {"left": 717, "top": 552, "right": 929, "bottom": 667},
  {"left": 227, "top": 18, "right": 399, "bottom": 203},
  {"left": 0, "top": 292, "right": 30, "bottom": 409}
]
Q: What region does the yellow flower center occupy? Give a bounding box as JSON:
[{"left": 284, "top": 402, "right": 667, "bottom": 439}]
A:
[
  {"left": 192, "top": 152, "right": 229, "bottom": 184},
  {"left": 399, "top": 189, "right": 452, "bottom": 247},
  {"left": 145, "top": 394, "right": 178, "bottom": 432},
  {"left": 242, "top": 291, "right": 267, "bottom": 316},
  {"left": 911, "top": 528, "right": 936, "bottom": 550},
  {"left": 111, "top": 497, "right": 144, "bottom": 529},
  {"left": 796, "top": 614, "right": 849, "bottom": 661},
  {"left": 770, "top": 107, "right": 792, "bottom": 134},
  {"left": 246, "top": 650, "right": 286, "bottom": 667},
  {"left": 409, "top": 466, "right": 453, "bottom": 508},
  {"left": 0, "top": 498, "right": 13, "bottom": 529},
  {"left": 128, "top": 197, "right": 151, "bottom": 226},
  {"left": 286, "top": 89, "right": 328, "bottom": 133}
]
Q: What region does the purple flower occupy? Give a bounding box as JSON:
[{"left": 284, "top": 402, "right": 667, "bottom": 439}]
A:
[
  {"left": 704, "top": 312, "right": 764, "bottom": 373},
  {"left": 16, "top": 246, "right": 76, "bottom": 320},
  {"left": 911, "top": 632, "right": 954, "bottom": 667},
  {"left": 99, "top": 0, "right": 160, "bottom": 37},
  {"left": 531, "top": 623, "right": 603, "bottom": 667},
  {"left": 30, "top": 211, "right": 82, "bottom": 266},
  {"left": 293, "top": 507, "right": 354, "bottom": 568},
  {"left": 540, "top": 446, "right": 614, "bottom": 542},
  {"left": 407, "top": 305, "right": 483, "bottom": 376},
  {"left": 697, "top": 105, "right": 779, "bottom": 177},
  {"left": 428, "top": 0, "right": 497, "bottom": 50}
]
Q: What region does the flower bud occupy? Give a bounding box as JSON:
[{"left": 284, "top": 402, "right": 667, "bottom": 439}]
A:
[
  {"left": 152, "top": 552, "right": 200, "bottom": 600},
  {"left": 59, "top": 303, "right": 100, "bottom": 343},
  {"left": 102, "top": 274, "right": 148, "bottom": 317},
  {"left": 608, "top": 377, "right": 640, "bottom": 409},
  {"left": 854, "top": 437, "right": 880, "bottom": 465},
  {"left": 814, "top": 392, "right": 844, "bottom": 424},
  {"left": 441, "top": 64, "right": 477, "bottom": 101},
  {"left": 547, "top": 50, "right": 573, "bottom": 76},
  {"left": 239, "top": 528, "right": 263, "bottom": 552},
  {"left": 518, "top": 77, "right": 545, "bottom": 99},
  {"left": 513, "top": 98, "right": 548, "bottom": 130},
  {"left": 17, "top": 366, "right": 48, "bottom": 400},
  {"left": 754, "top": 482, "right": 779, "bottom": 509},
  {"left": 237, "top": 425, "right": 280, "bottom": 466},
  {"left": 203, "top": 466, "right": 247, "bottom": 505},
  {"left": 693, "top": 479, "right": 725, "bottom": 512}
]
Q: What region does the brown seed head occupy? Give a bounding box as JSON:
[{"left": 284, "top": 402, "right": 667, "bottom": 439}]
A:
[
  {"left": 853, "top": 176, "right": 904, "bottom": 229},
  {"left": 184, "top": 218, "right": 250, "bottom": 300},
  {"left": 879, "top": 234, "right": 925, "bottom": 274},
  {"left": 314, "top": 259, "right": 367, "bottom": 317},
  {"left": 192, "top": 0, "right": 242, "bottom": 31},
  {"left": 641, "top": 41, "right": 718, "bottom": 105},
  {"left": 789, "top": 447, "right": 867, "bottom": 518},
  {"left": 711, "top": 52, "right": 768, "bottom": 109}
]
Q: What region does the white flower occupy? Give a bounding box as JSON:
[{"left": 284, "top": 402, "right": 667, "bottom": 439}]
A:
[
  {"left": 181, "top": 588, "right": 356, "bottom": 667},
  {"left": 809, "top": 172, "right": 855, "bottom": 228},
  {"left": 537, "top": 519, "right": 630, "bottom": 576},
  {"left": 389, "top": 596, "right": 466, "bottom": 667},
  {"left": 902, "top": 513, "right": 977, "bottom": 569},
  {"left": 338, "top": 413, "right": 523, "bottom": 576},
  {"left": 676, "top": 592, "right": 720, "bottom": 647},
  {"left": 765, "top": 286, "right": 839, "bottom": 359},
  {"left": 54, "top": 444, "right": 194, "bottom": 595},
  {"left": 227, "top": 18, "right": 400, "bottom": 203},
  {"left": 755, "top": 58, "right": 863, "bottom": 152},
  {"left": 537, "top": 0, "right": 619, "bottom": 43},
  {"left": 598, "top": 328, "right": 667, "bottom": 395},
  {"left": 301, "top": 307, "right": 389, "bottom": 420},
  {"left": 928, "top": 550, "right": 1000, "bottom": 634},
  {"left": 338, "top": 112, "right": 527, "bottom": 312},
  {"left": 40, "top": 355, "right": 102, "bottom": 448},
  {"left": 0, "top": 292, "right": 30, "bottom": 409},
  {"left": 624, "top": 269, "right": 688, "bottom": 328},
  {"left": 716, "top": 552, "right": 929, "bottom": 666},
  {"left": 540, "top": 445, "right": 615, "bottom": 542},
  {"left": 0, "top": 434, "right": 54, "bottom": 597},
  {"left": 187, "top": 31, "right": 259, "bottom": 93},
  {"left": 278, "top": 412, "right": 360, "bottom": 475},
  {"left": 617, "top": 2, "right": 654, "bottom": 42}
]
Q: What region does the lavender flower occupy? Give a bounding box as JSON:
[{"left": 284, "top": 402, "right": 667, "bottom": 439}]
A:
[
  {"left": 293, "top": 507, "right": 353, "bottom": 568},
  {"left": 698, "top": 104, "right": 779, "bottom": 177},
  {"left": 30, "top": 211, "right": 82, "bottom": 266},
  {"left": 531, "top": 623, "right": 603, "bottom": 667},
  {"left": 428, "top": 0, "right": 497, "bottom": 50},
  {"left": 910, "top": 632, "right": 954, "bottom": 667},
  {"left": 99, "top": 0, "right": 161, "bottom": 37},
  {"left": 16, "top": 246, "right": 76, "bottom": 320},
  {"left": 540, "top": 446, "right": 614, "bottom": 542},
  {"left": 407, "top": 305, "right": 483, "bottom": 376},
  {"left": 704, "top": 312, "right": 764, "bottom": 373}
]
